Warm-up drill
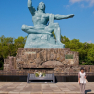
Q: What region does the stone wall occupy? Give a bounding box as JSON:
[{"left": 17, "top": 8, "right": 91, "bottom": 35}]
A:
[{"left": 1, "top": 48, "right": 94, "bottom": 75}]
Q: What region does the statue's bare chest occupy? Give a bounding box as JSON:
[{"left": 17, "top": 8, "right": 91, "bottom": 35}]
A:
[{"left": 32, "top": 12, "right": 49, "bottom": 23}]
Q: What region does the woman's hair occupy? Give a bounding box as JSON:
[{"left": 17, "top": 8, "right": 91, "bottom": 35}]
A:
[{"left": 80, "top": 67, "right": 84, "bottom": 71}]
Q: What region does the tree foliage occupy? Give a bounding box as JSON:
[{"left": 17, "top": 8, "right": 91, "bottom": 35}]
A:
[
  {"left": 0, "top": 35, "right": 26, "bottom": 70},
  {"left": 61, "top": 36, "right": 94, "bottom": 65}
]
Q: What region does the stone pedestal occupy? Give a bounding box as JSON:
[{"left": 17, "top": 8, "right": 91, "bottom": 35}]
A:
[{"left": 3, "top": 48, "right": 80, "bottom": 74}]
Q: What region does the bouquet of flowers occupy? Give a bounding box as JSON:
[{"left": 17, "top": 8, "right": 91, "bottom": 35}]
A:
[{"left": 35, "top": 72, "right": 46, "bottom": 77}]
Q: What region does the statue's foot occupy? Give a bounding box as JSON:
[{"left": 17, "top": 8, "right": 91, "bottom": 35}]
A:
[
  {"left": 56, "top": 41, "right": 62, "bottom": 45},
  {"left": 56, "top": 41, "right": 65, "bottom": 48}
]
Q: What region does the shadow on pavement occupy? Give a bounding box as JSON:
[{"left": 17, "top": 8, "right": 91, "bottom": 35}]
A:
[{"left": 85, "top": 89, "right": 91, "bottom": 94}]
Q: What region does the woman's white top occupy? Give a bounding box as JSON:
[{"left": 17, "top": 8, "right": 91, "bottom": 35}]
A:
[{"left": 78, "top": 71, "right": 86, "bottom": 84}]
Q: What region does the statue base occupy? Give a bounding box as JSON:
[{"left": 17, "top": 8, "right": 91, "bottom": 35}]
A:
[
  {"left": 2, "top": 48, "right": 94, "bottom": 75},
  {"left": 25, "top": 34, "right": 65, "bottom": 48},
  {"left": 3, "top": 48, "right": 81, "bottom": 74}
]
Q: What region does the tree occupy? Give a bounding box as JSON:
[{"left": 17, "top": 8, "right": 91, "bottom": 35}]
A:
[
  {"left": 87, "top": 46, "right": 94, "bottom": 63},
  {"left": 0, "top": 36, "right": 27, "bottom": 70},
  {"left": 14, "top": 36, "right": 26, "bottom": 52},
  {"left": 61, "top": 36, "right": 94, "bottom": 65}
]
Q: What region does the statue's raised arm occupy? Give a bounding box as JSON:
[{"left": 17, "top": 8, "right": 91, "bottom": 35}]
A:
[{"left": 28, "top": 0, "right": 36, "bottom": 16}]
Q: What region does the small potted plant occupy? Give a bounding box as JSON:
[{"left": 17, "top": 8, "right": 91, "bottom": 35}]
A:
[
  {"left": 35, "top": 72, "right": 39, "bottom": 77},
  {"left": 42, "top": 73, "right": 46, "bottom": 77}
]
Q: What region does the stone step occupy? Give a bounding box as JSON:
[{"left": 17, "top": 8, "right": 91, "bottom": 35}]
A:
[{"left": 0, "top": 92, "right": 93, "bottom": 94}]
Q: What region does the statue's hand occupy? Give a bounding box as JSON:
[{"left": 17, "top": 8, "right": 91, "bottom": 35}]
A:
[
  {"left": 69, "top": 14, "right": 74, "bottom": 18},
  {"left": 28, "top": 0, "right": 32, "bottom": 6},
  {"left": 28, "top": 0, "right": 32, "bottom": 3}
]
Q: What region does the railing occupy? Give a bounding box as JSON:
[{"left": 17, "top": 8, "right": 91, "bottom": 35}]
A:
[
  {"left": 55, "top": 72, "right": 94, "bottom": 76},
  {"left": 0, "top": 72, "right": 94, "bottom": 76}
]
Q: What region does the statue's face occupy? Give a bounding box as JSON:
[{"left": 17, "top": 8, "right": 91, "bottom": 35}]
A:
[{"left": 38, "top": 2, "right": 45, "bottom": 10}]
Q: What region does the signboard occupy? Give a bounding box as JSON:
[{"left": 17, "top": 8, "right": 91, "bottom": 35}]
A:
[{"left": 24, "top": 52, "right": 36, "bottom": 54}]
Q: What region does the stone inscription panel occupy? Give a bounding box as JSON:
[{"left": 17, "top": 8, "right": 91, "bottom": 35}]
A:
[{"left": 24, "top": 52, "right": 36, "bottom": 54}]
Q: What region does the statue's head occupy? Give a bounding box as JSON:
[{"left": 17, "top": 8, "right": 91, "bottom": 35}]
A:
[{"left": 37, "top": 2, "right": 46, "bottom": 12}]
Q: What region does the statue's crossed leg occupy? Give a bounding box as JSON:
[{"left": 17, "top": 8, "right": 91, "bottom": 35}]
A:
[{"left": 22, "top": 23, "right": 64, "bottom": 46}]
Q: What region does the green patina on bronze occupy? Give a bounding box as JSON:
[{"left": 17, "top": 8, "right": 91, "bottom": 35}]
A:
[{"left": 21, "top": 0, "right": 74, "bottom": 48}]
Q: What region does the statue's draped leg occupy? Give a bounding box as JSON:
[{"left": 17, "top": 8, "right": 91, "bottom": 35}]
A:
[{"left": 55, "top": 27, "right": 61, "bottom": 44}]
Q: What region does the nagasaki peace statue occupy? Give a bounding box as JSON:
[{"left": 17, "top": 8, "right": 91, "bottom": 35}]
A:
[
  {"left": 21, "top": 0, "right": 74, "bottom": 48},
  {"left": 3, "top": 0, "right": 80, "bottom": 75}
]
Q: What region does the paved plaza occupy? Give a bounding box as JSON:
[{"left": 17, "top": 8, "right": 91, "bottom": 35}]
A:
[{"left": 0, "top": 82, "right": 94, "bottom": 94}]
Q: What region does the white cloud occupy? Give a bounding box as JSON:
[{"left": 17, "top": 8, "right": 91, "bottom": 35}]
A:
[
  {"left": 81, "top": 4, "right": 85, "bottom": 8},
  {"left": 66, "top": 5, "right": 70, "bottom": 8},
  {"left": 87, "top": 40, "right": 92, "bottom": 43},
  {"left": 69, "top": 0, "right": 94, "bottom": 7},
  {"left": 93, "top": 11, "right": 94, "bottom": 14},
  {"left": 89, "top": 0, "right": 94, "bottom": 7},
  {"left": 69, "top": 0, "right": 83, "bottom": 4}
]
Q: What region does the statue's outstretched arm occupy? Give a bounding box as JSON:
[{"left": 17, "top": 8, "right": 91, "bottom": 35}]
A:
[
  {"left": 28, "top": 0, "right": 36, "bottom": 16},
  {"left": 54, "top": 14, "right": 74, "bottom": 20}
]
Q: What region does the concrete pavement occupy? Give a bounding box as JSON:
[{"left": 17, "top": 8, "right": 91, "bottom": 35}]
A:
[{"left": 0, "top": 82, "right": 93, "bottom": 94}]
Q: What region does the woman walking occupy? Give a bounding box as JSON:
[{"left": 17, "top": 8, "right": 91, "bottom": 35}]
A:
[{"left": 78, "top": 67, "right": 87, "bottom": 94}]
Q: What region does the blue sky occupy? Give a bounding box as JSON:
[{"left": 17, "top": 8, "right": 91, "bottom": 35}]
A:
[{"left": 0, "top": 0, "right": 94, "bottom": 43}]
